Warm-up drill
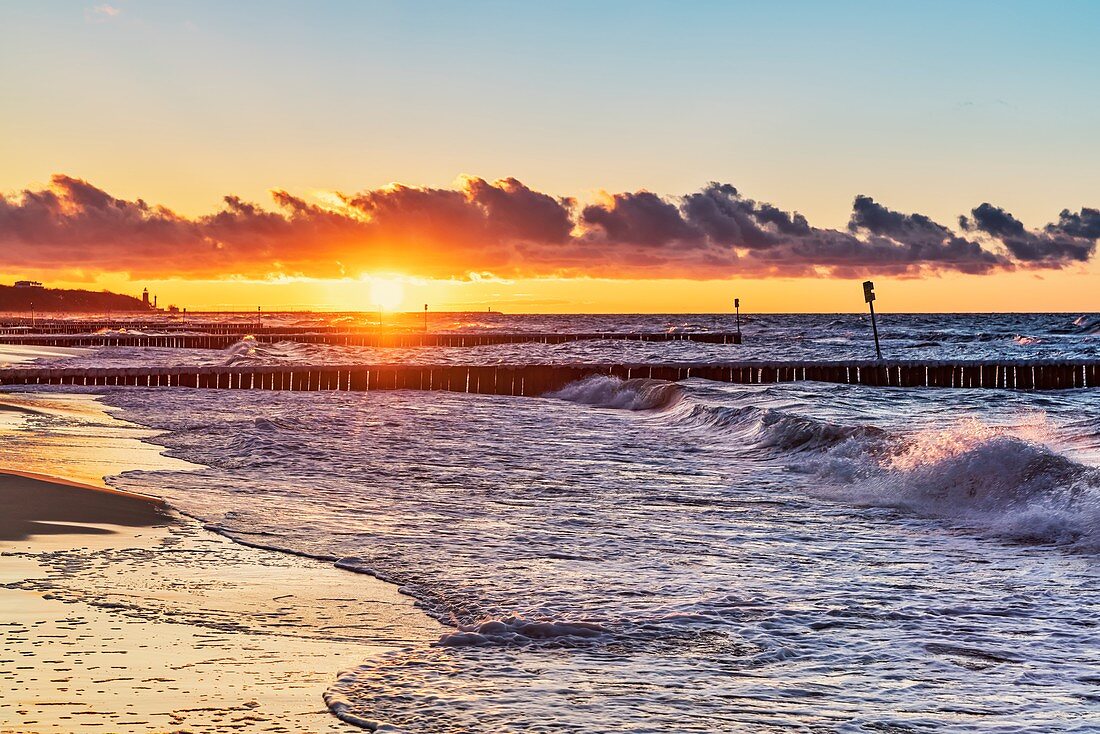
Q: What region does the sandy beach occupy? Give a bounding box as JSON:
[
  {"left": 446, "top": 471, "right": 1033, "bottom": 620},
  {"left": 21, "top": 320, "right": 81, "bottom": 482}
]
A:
[{"left": 0, "top": 394, "right": 443, "bottom": 733}]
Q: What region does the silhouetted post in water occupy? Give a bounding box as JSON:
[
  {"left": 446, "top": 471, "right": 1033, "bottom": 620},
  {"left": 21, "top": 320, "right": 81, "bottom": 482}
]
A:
[
  {"left": 424, "top": 304, "right": 428, "bottom": 332},
  {"left": 863, "top": 280, "right": 883, "bottom": 360},
  {"left": 734, "top": 298, "right": 742, "bottom": 344},
  {"left": 257, "top": 306, "right": 262, "bottom": 331}
]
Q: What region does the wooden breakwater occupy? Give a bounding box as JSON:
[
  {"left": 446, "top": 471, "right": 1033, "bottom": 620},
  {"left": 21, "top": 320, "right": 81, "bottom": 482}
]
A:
[
  {"left": 1, "top": 360, "right": 1096, "bottom": 392},
  {"left": 0, "top": 322, "right": 396, "bottom": 335},
  {"left": 0, "top": 323, "right": 330, "bottom": 336},
  {"left": 0, "top": 332, "right": 744, "bottom": 349}
]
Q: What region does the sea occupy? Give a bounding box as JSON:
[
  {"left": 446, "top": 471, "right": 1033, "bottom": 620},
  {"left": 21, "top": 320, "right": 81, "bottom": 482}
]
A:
[{"left": 5, "top": 312, "right": 1100, "bottom": 732}]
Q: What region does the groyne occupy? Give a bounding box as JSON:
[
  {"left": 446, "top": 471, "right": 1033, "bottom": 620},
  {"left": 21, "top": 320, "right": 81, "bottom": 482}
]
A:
[
  {"left": 1, "top": 360, "right": 1096, "bottom": 391},
  {"left": 0, "top": 332, "right": 743, "bottom": 349}
]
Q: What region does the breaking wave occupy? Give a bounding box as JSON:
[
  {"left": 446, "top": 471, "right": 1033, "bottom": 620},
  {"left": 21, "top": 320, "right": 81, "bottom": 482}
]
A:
[
  {"left": 726, "top": 407, "right": 1100, "bottom": 549},
  {"left": 220, "top": 337, "right": 336, "bottom": 366},
  {"left": 764, "top": 414, "right": 1099, "bottom": 549},
  {"left": 554, "top": 375, "right": 1100, "bottom": 549},
  {"left": 673, "top": 401, "right": 886, "bottom": 453},
  {"left": 820, "top": 422, "right": 1100, "bottom": 549},
  {"left": 548, "top": 375, "right": 684, "bottom": 411}
]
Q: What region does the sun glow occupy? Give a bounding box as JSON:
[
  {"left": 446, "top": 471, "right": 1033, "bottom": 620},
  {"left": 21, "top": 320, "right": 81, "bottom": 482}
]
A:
[{"left": 368, "top": 277, "right": 406, "bottom": 311}]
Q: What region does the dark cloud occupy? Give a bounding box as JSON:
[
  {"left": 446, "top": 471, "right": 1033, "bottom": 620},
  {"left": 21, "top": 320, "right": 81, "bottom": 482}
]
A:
[
  {"left": 960, "top": 202, "right": 1027, "bottom": 239},
  {"left": 581, "top": 191, "right": 702, "bottom": 247},
  {"left": 961, "top": 203, "right": 1095, "bottom": 264},
  {"left": 850, "top": 195, "right": 950, "bottom": 242},
  {"left": 0, "top": 174, "right": 1094, "bottom": 280},
  {"left": 1047, "top": 207, "right": 1100, "bottom": 240},
  {"left": 463, "top": 176, "right": 574, "bottom": 244},
  {"left": 845, "top": 196, "right": 1008, "bottom": 273},
  {"left": 679, "top": 183, "right": 787, "bottom": 248}
]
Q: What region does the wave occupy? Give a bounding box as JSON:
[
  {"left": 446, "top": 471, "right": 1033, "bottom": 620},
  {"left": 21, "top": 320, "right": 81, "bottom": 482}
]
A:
[
  {"left": 1072, "top": 315, "right": 1100, "bottom": 334},
  {"left": 219, "top": 337, "right": 331, "bottom": 366},
  {"left": 438, "top": 615, "right": 608, "bottom": 647},
  {"left": 822, "top": 423, "right": 1100, "bottom": 549},
  {"left": 672, "top": 401, "right": 885, "bottom": 453},
  {"left": 553, "top": 376, "right": 1100, "bottom": 549},
  {"left": 548, "top": 375, "right": 684, "bottom": 411},
  {"left": 739, "top": 409, "right": 1100, "bottom": 549},
  {"left": 748, "top": 411, "right": 1100, "bottom": 549},
  {"left": 91, "top": 327, "right": 153, "bottom": 337}
]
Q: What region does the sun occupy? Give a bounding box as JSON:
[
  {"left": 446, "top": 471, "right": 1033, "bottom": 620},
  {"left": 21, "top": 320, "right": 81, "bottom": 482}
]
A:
[{"left": 368, "top": 277, "right": 406, "bottom": 312}]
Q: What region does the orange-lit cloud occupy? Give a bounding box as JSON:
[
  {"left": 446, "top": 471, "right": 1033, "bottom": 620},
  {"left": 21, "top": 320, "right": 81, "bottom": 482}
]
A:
[{"left": 1, "top": 174, "right": 1095, "bottom": 282}]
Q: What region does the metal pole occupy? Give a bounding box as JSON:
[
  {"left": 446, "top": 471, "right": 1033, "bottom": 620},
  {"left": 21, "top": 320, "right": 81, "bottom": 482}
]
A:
[
  {"left": 869, "top": 300, "right": 882, "bottom": 360},
  {"left": 424, "top": 304, "right": 428, "bottom": 332},
  {"left": 734, "top": 298, "right": 741, "bottom": 337},
  {"left": 863, "top": 281, "right": 882, "bottom": 361}
]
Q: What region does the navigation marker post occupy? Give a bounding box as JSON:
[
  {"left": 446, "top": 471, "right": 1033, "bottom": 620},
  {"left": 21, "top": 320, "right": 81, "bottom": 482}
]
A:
[
  {"left": 734, "top": 298, "right": 743, "bottom": 344},
  {"left": 863, "top": 281, "right": 883, "bottom": 361}
]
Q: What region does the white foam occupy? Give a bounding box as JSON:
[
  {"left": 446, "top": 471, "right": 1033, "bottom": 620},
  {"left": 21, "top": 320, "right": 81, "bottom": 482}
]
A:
[{"left": 438, "top": 615, "right": 608, "bottom": 647}]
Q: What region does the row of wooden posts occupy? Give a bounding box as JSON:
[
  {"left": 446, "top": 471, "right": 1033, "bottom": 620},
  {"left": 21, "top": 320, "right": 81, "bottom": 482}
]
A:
[
  {"left": 1, "top": 360, "right": 1096, "bottom": 392},
  {"left": 0, "top": 332, "right": 744, "bottom": 349},
  {"left": 0, "top": 322, "right": 336, "bottom": 335}
]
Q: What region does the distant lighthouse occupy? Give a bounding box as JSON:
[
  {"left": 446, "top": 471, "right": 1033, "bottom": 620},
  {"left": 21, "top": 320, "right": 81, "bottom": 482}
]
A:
[{"left": 142, "top": 287, "right": 150, "bottom": 308}]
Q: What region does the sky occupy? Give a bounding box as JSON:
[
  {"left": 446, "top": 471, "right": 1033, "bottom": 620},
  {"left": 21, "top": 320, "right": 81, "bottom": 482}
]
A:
[{"left": 1, "top": 0, "right": 1098, "bottom": 313}]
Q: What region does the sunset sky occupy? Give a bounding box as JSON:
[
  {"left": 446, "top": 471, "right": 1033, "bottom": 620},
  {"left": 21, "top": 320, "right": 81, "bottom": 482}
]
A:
[{"left": 2, "top": 1, "right": 1098, "bottom": 312}]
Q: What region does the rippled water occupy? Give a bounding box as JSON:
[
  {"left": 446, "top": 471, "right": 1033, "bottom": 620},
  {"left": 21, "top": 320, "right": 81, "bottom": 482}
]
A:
[
  {"left": 12, "top": 312, "right": 1100, "bottom": 369},
  {"left": 7, "top": 313, "right": 1100, "bottom": 731}
]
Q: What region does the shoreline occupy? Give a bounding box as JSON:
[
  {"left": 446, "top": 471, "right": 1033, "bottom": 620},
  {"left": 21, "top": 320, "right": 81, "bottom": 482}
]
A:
[{"left": 0, "top": 395, "right": 444, "bottom": 733}]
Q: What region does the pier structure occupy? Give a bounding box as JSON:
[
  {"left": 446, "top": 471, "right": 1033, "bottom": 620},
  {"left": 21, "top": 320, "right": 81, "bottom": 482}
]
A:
[{"left": 1, "top": 360, "right": 1096, "bottom": 392}]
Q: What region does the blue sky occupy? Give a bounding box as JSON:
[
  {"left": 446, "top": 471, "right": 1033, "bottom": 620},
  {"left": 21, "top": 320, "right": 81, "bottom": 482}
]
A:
[{"left": 3, "top": 0, "right": 1097, "bottom": 227}]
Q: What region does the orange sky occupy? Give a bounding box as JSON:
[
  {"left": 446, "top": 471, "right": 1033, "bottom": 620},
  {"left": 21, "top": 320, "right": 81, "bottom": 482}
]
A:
[{"left": 7, "top": 269, "right": 1095, "bottom": 315}]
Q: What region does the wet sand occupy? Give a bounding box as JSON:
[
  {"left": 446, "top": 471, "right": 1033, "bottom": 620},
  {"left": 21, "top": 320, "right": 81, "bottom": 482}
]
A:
[
  {"left": 0, "top": 472, "right": 168, "bottom": 542},
  {"left": 0, "top": 394, "right": 444, "bottom": 733}
]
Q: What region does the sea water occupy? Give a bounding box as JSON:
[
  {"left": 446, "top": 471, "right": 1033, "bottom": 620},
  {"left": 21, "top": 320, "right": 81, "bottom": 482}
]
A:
[{"left": 6, "top": 313, "right": 1100, "bottom": 732}]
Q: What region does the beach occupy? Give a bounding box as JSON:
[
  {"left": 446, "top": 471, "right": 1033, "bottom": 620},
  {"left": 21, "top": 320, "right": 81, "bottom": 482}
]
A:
[{"left": 0, "top": 397, "right": 443, "bottom": 733}]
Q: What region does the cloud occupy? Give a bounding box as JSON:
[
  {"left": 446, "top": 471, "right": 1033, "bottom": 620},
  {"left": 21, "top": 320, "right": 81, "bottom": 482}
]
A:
[
  {"left": 843, "top": 196, "right": 1008, "bottom": 274},
  {"left": 85, "top": 4, "right": 121, "bottom": 22},
  {"left": 680, "top": 183, "right": 808, "bottom": 249},
  {"left": 0, "top": 174, "right": 1095, "bottom": 281},
  {"left": 581, "top": 190, "right": 703, "bottom": 246},
  {"left": 1047, "top": 207, "right": 1100, "bottom": 240},
  {"left": 960, "top": 203, "right": 1095, "bottom": 264}
]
